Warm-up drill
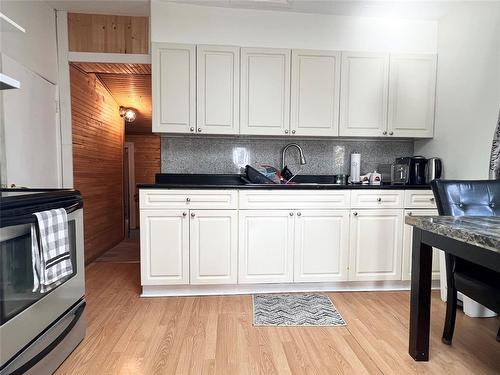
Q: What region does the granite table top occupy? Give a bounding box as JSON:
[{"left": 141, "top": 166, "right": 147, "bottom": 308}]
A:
[{"left": 405, "top": 216, "right": 500, "bottom": 254}]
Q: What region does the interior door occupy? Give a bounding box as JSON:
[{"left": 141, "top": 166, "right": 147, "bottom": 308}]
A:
[
  {"left": 190, "top": 210, "right": 237, "bottom": 284},
  {"left": 349, "top": 209, "right": 403, "bottom": 281},
  {"left": 339, "top": 52, "right": 389, "bottom": 137},
  {"left": 290, "top": 49, "right": 341, "bottom": 137},
  {"left": 238, "top": 210, "right": 294, "bottom": 283},
  {"left": 294, "top": 210, "right": 349, "bottom": 282},
  {"left": 240, "top": 48, "right": 291, "bottom": 136}
]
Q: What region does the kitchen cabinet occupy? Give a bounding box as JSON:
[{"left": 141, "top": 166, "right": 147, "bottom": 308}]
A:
[
  {"left": 402, "top": 209, "right": 441, "bottom": 280},
  {"left": 238, "top": 210, "right": 294, "bottom": 283},
  {"left": 196, "top": 45, "right": 240, "bottom": 135},
  {"left": 240, "top": 48, "right": 291, "bottom": 136},
  {"left": 290, "top": 50, "right": 340, "bottom": 137},
  {"left": 152, "top": 43, "right": 196, "bottom": 133},
  {"left": 339, "top": 52, "right": 389, "bottom": 137},
  {"left": 349, "top": 209, "right": 404, "bottom": 281},
  {"left": 140, "top": 209, "right": 189, "bottom": 285},
  {"left": 388, "top": 54, "right": 437, "bottom": 138},
  {"left": 190, "top": 210, "right": 237, "bottom": 284},
  {"left": 294, "top": 210, "right": 349, "bottom": 282}
]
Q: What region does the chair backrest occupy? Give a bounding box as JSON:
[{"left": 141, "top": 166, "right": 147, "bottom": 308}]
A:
[{"left": 431, "top": 179, "right": 500, "bottom": 217}]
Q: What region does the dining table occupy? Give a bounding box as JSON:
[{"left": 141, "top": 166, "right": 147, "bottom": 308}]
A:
[{"left": 405, "top": 215, "right": 500, "bottom": 361}]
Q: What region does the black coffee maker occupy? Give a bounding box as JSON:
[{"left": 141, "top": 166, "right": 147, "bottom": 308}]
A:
[{"left": 395, "top": 156, "right": 428, "bottom": 185}]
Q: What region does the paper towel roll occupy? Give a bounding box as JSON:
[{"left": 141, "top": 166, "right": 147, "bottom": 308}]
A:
[{"left": 350, "top": 153, "right": 361, "bottom": 183}]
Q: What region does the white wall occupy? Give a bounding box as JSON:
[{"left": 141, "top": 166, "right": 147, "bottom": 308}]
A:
[
  {"left": 415, "top": 2, "right": 500, "bottom": 179},
  {"left": 151, "top": 1, "right": 437, "bottom": 53}
]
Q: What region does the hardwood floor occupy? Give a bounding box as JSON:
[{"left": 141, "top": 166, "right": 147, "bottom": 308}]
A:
[{"left": 56, "top": 262, "right": 500, "bottom": 374}]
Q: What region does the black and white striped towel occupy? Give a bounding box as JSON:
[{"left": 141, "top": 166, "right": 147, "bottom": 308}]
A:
[{"left": 31, "top": 208, "right": 73, "bottom": 293}]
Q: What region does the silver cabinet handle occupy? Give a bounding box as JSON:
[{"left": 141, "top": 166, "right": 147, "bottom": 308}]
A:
[
  {"left": 190, "top": 127, "right": 195, "bottom": 132},
  {"left": 389, "top": 131, "right": 394, "bottom": 136},
  {"left": 377, "top": 197, "right": 382, "bottom": 202},
  {"left": 289, "top": 212, "right": 294, "bottom": 216},
  {"left": 291, "top": 130, "right": 296, "bottom": 134},
  {"left": 383, "top": 131, "right": 387, "bottom": 135},
  {"left": 191, "top": 212, "right": 196, "bottom": 218},
  {"left": 182, "top": 212, "right": 187, "bottom": 217},
  {"left": 353, "top": 212, "right": 358, "bottom": 216},
  {"left": 285, "top": 129, "right": 289, "bottom": 134},
  {"left": 198, "top": 128, "right": 202, "bottom": 132},
  {"left": 297, "top": 212, "right": 301, "bottom": 216},
  {"left": 186, "top": 197, "right": 191, "bottom": 202}
]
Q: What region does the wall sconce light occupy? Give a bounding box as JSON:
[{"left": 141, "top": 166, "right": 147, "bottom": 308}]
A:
[{"left": 119, "top": 106, "right": 136, "bottom": 123}]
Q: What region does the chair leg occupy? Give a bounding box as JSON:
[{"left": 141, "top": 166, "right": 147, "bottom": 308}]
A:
[
  {"left": 442, "top": 283, "right": 457, "bottom": 345},
  {"left": 497, "top": 326, "right": 500, "bottom": 342}
]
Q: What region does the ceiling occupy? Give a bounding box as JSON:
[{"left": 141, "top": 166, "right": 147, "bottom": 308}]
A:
[
  {"left": 46, "top": 0, "right": 150, "bottom": 16},
  {"left": 72, "top": 63, "right": 152, "bottom": 134}
]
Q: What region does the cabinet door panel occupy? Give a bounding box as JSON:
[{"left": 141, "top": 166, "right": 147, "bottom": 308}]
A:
[
  {"left": 339, "top": 52, "right": 389, "bottom": 137},
  {"left": 140, "top": 210, "right": 189, "bottom": 285},
  {"left": 291, "top": 50, "right": 340, "bottom": 136},
  {"left": 240, "top": 48, "right": 291, "bottom": 135},
  {"left": 294, "top": 210, "right": 349, "bottom": 282},
  {"left": 152, "top": 43, "right": 195, "bottom": 133},
  {"left": 388, "top": 54, "right": 436, "bottom": 138},
  {"left": 349, "top": 209, "right": 403, "bottom": 281},
  {"left": 197, "top": 45, "right": 239, "bottom": 134},
  {"left": 190, "top": 210, "right": 237, "bottom": 284},
  {"left": 402, "top": 209, "right": 440, "bottom": 280},
  {"left": 239, "top": 210, "right": 294, "bottom": 283}
]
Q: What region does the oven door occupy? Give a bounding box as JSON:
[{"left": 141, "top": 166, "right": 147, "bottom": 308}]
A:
[{"left": 0, "top": 209, "right": 85, "bottom": 369}]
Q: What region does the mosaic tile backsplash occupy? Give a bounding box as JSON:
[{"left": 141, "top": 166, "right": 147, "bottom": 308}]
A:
[{"left": 161, "top": 136, "right": 414, "bottom": 175}]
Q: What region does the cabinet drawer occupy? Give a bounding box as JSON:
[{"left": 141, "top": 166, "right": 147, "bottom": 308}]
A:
[
  {"left": 350, "top": 190, "right": 403, "bottom": 208},
  {"left": 404, "top": 190, "right": 436, "bottom": 208},
  {"left": 239, "top": 190, "right": 350, "bottom": 209},
  {"left": 140, "top": 189, "right": 237, "bottom": 209}
]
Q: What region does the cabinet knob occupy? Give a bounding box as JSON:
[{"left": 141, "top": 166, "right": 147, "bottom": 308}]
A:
[
  {"left": 285, "top": 129, "right": 289, "bottom": 134},
  {"left": 191, "top": 212, "right": 196, "bottom": 218},
  {"left": 389, "top": 131, "right": 394, "bottom": 136},
  {"left": 291, "top": 130, "right": 296, "bottom": 134},
  {"left": 190, "top": 127, "right": 195, "bottom": 132},
  {"left": 297, "top": 212, "right": 301, "bottom": 216},
  {"left": 383, "top": 131, "right": 387, "bottom": 135},
  {"left": 182, "top": 212, "right": 187, "bottom": 217},
  {"left": 353, "top": 212, "right": 358, "bottom": 216},
  {"left": 430, "top": 197, "right": 435, "bottom": 202},
  {"left": 408, "top": 212, "right": 413, "bottom": 216},
  {"left": 186, "top": 197, "right": 191, "bottom": 202},
  {"left": 289, "top": 212, "right": 294, "bottom": 216},
  {"left": 377, "top": 197, "right": 382, "bottom": 202},
  {"left": 198, "top": 128, "right": 202, "bottom": 132}
]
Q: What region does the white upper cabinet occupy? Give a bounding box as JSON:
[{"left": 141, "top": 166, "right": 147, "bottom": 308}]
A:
[
  {"left": 388, "top": 54, "right": 437, "bottom": 138},
  {"left": 152, "top": 43, "right": 196, "bottom": 133},
  {"left": 196, "top": 45, "right": 240, "bottom": 135},
  {"left": 339, "top": 52, "right": 389, "bottom": 137},
  {"left": 290, "top": 50, "right": 341, "bottom": 137},
  {"left": 240, "top": 48, "right": 291, "bottom": 136}
]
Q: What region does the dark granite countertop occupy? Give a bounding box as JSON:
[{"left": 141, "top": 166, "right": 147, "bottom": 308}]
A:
[
  {"left": 138, "top": 174, "right": 432, "bottom": 190},
  {"left": 405, "top": 216, "right": 500, "bottom": 253}
]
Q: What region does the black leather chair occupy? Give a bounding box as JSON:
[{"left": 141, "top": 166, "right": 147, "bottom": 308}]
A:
[{"left": 431, "top": 179, "right": 500, "bottom": 344}]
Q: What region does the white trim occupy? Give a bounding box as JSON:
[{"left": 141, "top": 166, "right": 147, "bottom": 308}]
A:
[
  {"left": 0, "top": 73, "right": 20, "bottom": 89},
  {"left": 68, "top": 52, "right": 151, "bottom": 64},
  {"left": 141, "top": 280, "right": 440, "bottom": 297},
  {"left": 0, "top": 12, "right": 26, "bottom": 33},
  {"left": 56, "top": 10, "right": 74, "bottom": 188},
  {"left": 124, "top": 142, "right": 137, "bottom": 229}
]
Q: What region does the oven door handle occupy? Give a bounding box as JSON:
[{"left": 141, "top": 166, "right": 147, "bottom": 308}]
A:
[{"left": 9, "top": 301, "right": 86, "bottom": 375}]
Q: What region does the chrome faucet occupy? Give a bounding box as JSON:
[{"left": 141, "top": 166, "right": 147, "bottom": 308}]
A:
[{"left": 281, "top": 143, "right": 307, "bottom": 171}]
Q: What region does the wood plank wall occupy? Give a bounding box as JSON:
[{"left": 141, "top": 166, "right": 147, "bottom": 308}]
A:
[
  {"left": 125, "top": 134, "right": 161, "bottom": 223},
  {"left": 68, "top": 13, "right": 149, "bottom": 54},
  {"left": 70, "top": 65, "right": 125, "bottom": 263}
]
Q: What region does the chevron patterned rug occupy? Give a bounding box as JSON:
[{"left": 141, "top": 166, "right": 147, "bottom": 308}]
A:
[{"left": 252, "top": 293, "right": 346, "bottom": 326}]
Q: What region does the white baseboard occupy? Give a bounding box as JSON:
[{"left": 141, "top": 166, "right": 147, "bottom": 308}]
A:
[{"left": 141, "top": 280, "right": 441, "bottom": 297}]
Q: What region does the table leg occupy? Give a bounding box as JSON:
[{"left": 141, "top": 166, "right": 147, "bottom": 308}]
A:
[{"left": 409, "top": 228, "right": 433, "bottom": 361}]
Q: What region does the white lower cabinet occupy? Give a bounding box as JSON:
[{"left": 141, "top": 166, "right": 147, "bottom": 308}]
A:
[
  {"left": 140, "top": 210, "right": 189, "bottom": 285},
  {"left": 238, "top": 210, "right": 294, "bottom": 283},
  {"left": 402, "top": 209, "right": 440, "bottom": 281},
  {"left": 294, "top": 210, "right": 349, "bottom": 282},
  {"left": 349, "top": 209, "right": 404, "bottom": 281},
  {"left": 190, "top": 210, "right": 237, "bottom": 284}
]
